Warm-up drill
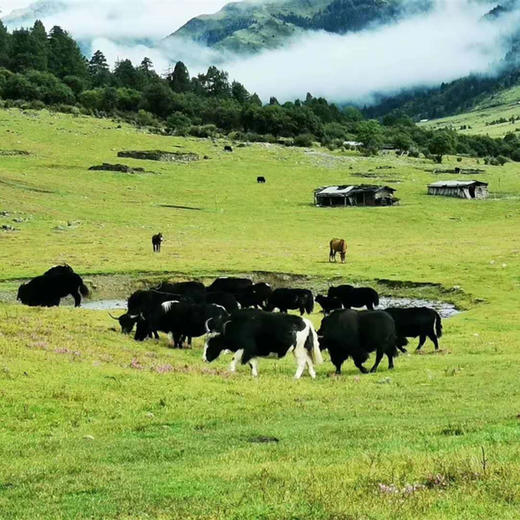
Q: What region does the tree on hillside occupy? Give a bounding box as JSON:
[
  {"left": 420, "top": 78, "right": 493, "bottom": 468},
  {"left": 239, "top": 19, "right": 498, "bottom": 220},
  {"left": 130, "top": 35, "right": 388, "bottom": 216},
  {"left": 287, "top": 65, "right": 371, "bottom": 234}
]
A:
[
  {"left": 113, "top": 59, "right": 139, "bottom": 89},
  {"left": 357, "top": 120, "right": 384, "bottom": 154},
  {"left": 10, "top": 28, "right": 47, "bottom": 72},
  {"left": 48, "top": 26, "right": 87, "bottom": 79},
  {"left": 231, "top": 80, "right": 249, "bottom": 103},
  {"left": 88, "top": 50, "right": 111, "bottom": 87},
  {"left": 197, "top": 66, "right": 231, "bottom": 97},
  {"left": 167, "top": 61, "right": 191, "bottom": 93},
  {"left": 140, "top": 82, "right": 173, "bottom": 117},
  {"left": 429, "top": 131, "right": 456, "bottom": 163},
  {"left": 0, "top": 21, "right": 9, "bottom": 68},
  {"left": 30, "top": 20, "right": 48, "bottom": 71}
]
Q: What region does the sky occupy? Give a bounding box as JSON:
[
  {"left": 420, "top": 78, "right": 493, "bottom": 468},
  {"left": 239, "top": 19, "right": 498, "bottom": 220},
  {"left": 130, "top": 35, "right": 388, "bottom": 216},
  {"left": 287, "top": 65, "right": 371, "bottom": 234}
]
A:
[{"left": 1, "top": 0, "right": 519, "bottom": 104}]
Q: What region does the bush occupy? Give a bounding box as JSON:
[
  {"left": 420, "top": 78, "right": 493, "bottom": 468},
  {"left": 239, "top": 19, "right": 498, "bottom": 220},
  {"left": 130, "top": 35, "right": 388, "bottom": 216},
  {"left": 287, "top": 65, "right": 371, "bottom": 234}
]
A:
[
  {"left": 166, "top": 111, "right": 191, "bottom": 135},
  {"left": 293, "top": 133, "right": 314, "bottom": 147},
  {"left": 189, "top": 124, "right": 218, "bottom": 138},
  {"left": 135, "top": 109, "right": 159, "bottom": 127}
]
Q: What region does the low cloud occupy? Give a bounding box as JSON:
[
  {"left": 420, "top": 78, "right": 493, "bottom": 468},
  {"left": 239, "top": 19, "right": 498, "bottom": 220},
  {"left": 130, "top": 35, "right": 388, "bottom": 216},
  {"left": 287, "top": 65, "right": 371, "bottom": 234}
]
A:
[{"left": 221, "top": 0, "right": 520, "bottom": 104}]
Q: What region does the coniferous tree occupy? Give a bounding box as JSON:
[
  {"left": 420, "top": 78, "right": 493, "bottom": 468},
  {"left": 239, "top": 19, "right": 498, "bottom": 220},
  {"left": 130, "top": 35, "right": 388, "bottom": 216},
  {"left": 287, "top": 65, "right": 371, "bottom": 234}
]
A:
[
  {"left": 30, "top": 20, "right": 48, "bottom": 71},
  {"left": 48, "top": 26, "right": 87, "bottom": 79},
  {"left": 0, "top": 21, "right": 9, "bottom": 68},
  {"left": 167, "top": 61, "right": 191, "bottom": 93},
  {"left": 113, "top": 59, "right": 139, "bottom": 89},
  {"left": 10, "top": 28, "right": 46, "bottom": 72},
  {"left": 88, "top": 50, "right": 111, "bottom": 87}
]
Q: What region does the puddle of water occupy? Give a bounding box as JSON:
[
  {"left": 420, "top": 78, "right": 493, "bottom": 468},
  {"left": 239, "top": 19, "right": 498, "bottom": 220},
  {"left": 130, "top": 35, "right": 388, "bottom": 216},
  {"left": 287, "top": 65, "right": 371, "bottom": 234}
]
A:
[
  {"left": 81, "top": 300, "right": 127, "bottom": 311},
  {"left": 380, "top": 297, "right": 460, "bottom": 318}
]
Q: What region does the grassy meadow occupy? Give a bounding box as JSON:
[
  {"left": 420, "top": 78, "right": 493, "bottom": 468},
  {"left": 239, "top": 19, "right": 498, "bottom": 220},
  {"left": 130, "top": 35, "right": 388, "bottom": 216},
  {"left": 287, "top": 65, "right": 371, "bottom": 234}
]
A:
[{"left": 1, "top": 108, "right": 520, "bottom": 519}]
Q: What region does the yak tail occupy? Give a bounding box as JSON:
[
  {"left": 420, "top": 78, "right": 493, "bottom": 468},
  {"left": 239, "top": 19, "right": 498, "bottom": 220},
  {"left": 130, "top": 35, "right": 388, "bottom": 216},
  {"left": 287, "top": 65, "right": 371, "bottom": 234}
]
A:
[
  {"left": 305, "top": 295, "right": 314, "bottom": 315},
  {"left": 435, "top": 312, "right": 443, "bottom": 338},
  {"left": 80, "top": 283, "right": 89, "bottom": 297},
  {"left": 373, "top": 291, "right": 379, "bottom": 308},
  {"left": 303, "top": 319, "right": 323, "bottom": 365}
]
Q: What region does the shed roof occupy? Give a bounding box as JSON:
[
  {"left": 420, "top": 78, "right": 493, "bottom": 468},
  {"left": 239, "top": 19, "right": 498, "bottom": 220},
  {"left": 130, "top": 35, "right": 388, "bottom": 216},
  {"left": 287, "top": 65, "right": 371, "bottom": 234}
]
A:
[
  {"left": 428, "top": 180, "right": 488, "bottom": 188},
  {"left": 315, "top": 184, "right": 396, "bottom": 196}
]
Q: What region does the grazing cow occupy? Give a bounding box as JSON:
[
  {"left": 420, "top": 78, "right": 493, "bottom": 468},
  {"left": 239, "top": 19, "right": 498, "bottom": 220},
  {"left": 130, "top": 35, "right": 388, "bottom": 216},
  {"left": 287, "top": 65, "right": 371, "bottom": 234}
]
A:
[
  {"left": 224, "top": 145, "right": 233, "bottom": 152},
  {"left": 203, "top": 310, "right": 323, "bottom": 378},
  {"left": 207, "top": 277, "right": 252, "bottom": 295},
  {"left": 264, "top": 288, "right": 314, "bottom": 315},
  {"left": 152, "top": 233, "right": 163, "bottom": 252},
  {"left": 235, "top": 282, "right": 273, "bottom": 309},
  {"left": 318, "top": 309, "right": 404, "bottom": 374},
  {"left": 135, "top": 301, "right": 229, "bottom": 348},
  {"left": 110, "top": 289, "right": 192, "bottom": 337},
  {"left": 329, "top": 238, "right": 347, "bottom": 263},
  {"left": 155, "top": 281, "right": 206, "bottom": 304},
  {"left": 315, "top": 294, "right": 343, "bottom": 314},
  {"left": 206, "top": 291, "right": 241, "bottom": 313},
  {"left": 328, "top": 285, "right": 379, "bottom": 310},
  {"left": 257, "top": 176, "right": 266, "bottom": 183},
  {"left": 17, "top": 264, "right": 89, "bottom": 307},
  {"left": 384, "top": 307, "right": 443, "bottom": 351}
]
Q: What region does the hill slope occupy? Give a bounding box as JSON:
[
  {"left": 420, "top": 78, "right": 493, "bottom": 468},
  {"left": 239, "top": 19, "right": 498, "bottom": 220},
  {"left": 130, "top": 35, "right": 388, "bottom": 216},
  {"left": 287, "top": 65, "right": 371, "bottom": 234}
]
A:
[{"left": 168, "top": 0, "right": 431, "bottom": 53}]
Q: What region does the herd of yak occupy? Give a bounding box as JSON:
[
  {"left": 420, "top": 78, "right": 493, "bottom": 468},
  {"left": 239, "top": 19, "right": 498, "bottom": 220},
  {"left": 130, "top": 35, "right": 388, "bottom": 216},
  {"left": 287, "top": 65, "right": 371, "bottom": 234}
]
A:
[{"left": 16, "top": 265, "right": 443, "bottom": 378}]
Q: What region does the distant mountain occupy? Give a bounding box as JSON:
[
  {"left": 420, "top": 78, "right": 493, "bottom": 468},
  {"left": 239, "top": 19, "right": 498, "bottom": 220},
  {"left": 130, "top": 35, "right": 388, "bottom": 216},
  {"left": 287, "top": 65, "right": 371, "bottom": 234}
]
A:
[
  {"left": 168, "top": 0, "right": 433, "bottom": 54},
  {"left": 2, "top": 0, "right": 67, "bottom": 27}
]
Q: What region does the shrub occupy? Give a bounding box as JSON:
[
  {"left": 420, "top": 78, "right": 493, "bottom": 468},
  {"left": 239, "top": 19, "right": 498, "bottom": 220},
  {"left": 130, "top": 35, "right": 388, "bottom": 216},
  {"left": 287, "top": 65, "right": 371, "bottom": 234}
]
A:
[{"left": 293, "top": 133, "right": 314, "bottom": 147}]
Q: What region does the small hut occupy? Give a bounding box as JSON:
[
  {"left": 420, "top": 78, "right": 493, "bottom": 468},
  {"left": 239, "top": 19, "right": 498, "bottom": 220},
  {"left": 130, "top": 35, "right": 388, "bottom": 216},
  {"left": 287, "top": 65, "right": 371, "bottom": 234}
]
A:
[
  {"left": 314, "top": 185, "right": 398, "bottom": 207},
  {"left": 427, "top": 180, "right": 488, "bottom": 199}
]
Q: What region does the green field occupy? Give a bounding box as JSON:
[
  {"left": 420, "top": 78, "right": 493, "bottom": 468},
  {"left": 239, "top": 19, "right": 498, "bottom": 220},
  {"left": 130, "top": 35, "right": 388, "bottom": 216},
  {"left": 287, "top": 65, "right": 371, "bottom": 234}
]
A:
[{"left": 1, "top": 108, "right": 520, "bottom": 519}]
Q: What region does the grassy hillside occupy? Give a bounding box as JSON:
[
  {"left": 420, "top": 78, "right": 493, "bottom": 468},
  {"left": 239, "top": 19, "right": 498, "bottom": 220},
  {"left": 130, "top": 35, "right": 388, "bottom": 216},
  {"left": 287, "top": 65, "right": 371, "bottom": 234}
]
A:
[
  {"left": 169, "top": 0, "right": 411, "bottom": 53},
  {"left": 1, "top": 108, "right": 520, "bottom": 519},
  {"left": 421, "top": 85, "right": 520, "bottom": 137}
]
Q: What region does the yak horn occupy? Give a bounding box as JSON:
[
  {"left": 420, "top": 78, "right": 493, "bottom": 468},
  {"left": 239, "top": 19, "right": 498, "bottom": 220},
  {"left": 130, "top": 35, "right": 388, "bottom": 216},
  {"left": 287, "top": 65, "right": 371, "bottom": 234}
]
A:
[
  {"left": 205, "top": 318, "right": 213, "bottom": 334},
  {"left": 108, "top": 313, "right": 120, "bottom": 321}
]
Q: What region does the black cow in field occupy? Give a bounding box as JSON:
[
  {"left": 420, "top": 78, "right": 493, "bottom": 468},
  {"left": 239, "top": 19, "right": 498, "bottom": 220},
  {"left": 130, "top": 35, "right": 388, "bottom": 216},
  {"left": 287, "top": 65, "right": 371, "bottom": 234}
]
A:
[
  {"left": 264, "top": 288, "right": 314, "bottom": 315},
  {"left": 17, "top": 264, "right": 89, "bottom": 307},
  {"left": 328, "top": 285, "right": 379, "bottom": 310},
  {"left": 315, "top": 294, "right": 343, "bottom": 314},
  {"left": 110, "top": 289, "right": 192, "bottom": 337},
  {"left": 257, "top": 176, "right": 266, "bottom": 183},
  {"left": 155, "top": 281, "right": 206, "bottom": 304},
  {"left": 203, "top": 310, "right": 323, "bottom": 378},
  {"left": 235, "top": 282, "right": 273, "bottom": 309},
  {"left": 384, "top": 307, "right": 443, "bottom": 351},
  {"left": 206, "top": 291, "right": 241, "bottom": 313},
  {"left": 207, "top": 277, "right": 252, "bottom": 295},
  {"left": 318, "top": 309, "right": 406, "bottom": 374},
  {"left": 135, "top": 301, "right": 229, "bottom": 348},
  {"left": 152, "top": 233, "right": 163, "bottom": 252}
]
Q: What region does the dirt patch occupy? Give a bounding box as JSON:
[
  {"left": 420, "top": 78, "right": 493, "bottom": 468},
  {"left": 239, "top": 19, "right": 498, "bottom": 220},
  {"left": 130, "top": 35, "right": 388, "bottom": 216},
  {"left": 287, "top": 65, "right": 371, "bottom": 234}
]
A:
[
  {"left": 0, "top": 150, "right": 30, "bottom": 157},
  {"left": 248, "top": 436, "right": 279, "bottom": 444},
  {"left": 88, "top": 163, "right": 145, "bottom": 174},
  {"left": 117, "top": 150, "right": 199, "bottom": 162}
]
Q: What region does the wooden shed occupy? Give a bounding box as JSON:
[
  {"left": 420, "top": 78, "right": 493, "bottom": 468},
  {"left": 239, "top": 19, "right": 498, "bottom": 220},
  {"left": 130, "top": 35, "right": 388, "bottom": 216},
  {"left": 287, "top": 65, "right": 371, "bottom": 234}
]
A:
[
  {"left": 314, "top": 185, "right": 398, "bottom": 207},
  {"left": 427, "top": 180, "right": 489, "bottom": 199}
]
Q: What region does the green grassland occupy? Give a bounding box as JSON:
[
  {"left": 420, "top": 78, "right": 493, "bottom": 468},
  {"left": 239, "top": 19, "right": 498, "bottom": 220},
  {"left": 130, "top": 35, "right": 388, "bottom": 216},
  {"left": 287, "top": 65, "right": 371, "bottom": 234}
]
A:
[
  {"left": 420, "top": 85, "right": 520, "bottom": 137},
  {"left": 1, "top": 108, "right": 520, "bottom": 519}
]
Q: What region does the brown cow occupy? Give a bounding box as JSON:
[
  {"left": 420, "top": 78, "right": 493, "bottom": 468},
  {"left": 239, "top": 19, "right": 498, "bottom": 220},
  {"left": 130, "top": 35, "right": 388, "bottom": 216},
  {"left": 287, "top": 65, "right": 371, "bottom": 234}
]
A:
[{"left": 329, "top": 238, "right": 347, "bottom": 263}]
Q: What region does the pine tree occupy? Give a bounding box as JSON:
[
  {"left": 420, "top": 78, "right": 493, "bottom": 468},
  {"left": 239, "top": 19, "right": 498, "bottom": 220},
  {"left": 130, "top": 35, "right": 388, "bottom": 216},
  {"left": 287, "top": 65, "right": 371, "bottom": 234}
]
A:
[
  {"left": 167, "top": 61, "right": 191, "bottom": 93},
  {"left": 88, "top": 50, "right": 111, "bottom": 87},
  {"left": 10, "top": 28, "right": 47, "bottom": 72},
  {"left": 31, "top": 20, "right": 48, "bottom": 71},
  {"left": 48, "top": 26, "right": 87, "bottom": 79},
  {"left": 113, "top": 59, "right": 139, "bottom": 89},
  {"left": 0, "top": 21, "right": 9, "bottom": 68}
]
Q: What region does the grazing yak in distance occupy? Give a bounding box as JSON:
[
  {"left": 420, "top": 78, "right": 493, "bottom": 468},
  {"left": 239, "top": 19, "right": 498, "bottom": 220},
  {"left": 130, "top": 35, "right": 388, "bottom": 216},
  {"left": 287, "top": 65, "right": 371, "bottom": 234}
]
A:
[
  {"left": 17, "top": 264, "right": 89, "bottom": 307},
  {"left": 264, "top": 288, "right": 314, "bottom": 315},
  {"left": 328, "top": 285, "right": 379, "bottom": 310},
  {"left": 329, "top": 238, "right": 347, "bottom": 263},
  {"left": 203, "top": 310, "right": 323, "bottom": 378},
  {"left": 318, "top": 309, "right": 406, "bottom": 374},
  {"left": 315, "top": 294, "right": 343, "bottom": 314},
  {"left": 224, "top": 145, "right": 233, "bottom": 152},
  {"left": 384, "top": 307, "right": 443, "bottom": 351},
  {"left": 152, "top": 233, "right": 163, "bottom": 252},
  {"left": 257, "top": 176, "right": 266, "bottom": 183},
  {"left": 135, "top": 301, "right": 228, "bottom": 348}
]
